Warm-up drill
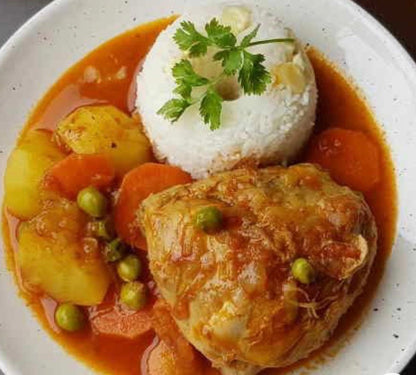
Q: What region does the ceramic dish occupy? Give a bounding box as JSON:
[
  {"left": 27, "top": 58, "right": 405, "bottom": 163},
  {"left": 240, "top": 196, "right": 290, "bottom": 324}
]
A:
[{"left": 0, "top": 0, "right": 415, "bottom": 374}]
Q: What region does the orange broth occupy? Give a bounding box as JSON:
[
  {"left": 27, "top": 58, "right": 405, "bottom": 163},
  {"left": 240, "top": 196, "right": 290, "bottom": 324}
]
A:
[{"left": 2, "top": 17, "right": 396, "bottom": 375}]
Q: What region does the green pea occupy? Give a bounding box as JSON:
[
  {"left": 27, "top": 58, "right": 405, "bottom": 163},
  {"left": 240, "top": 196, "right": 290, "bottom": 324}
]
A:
[
  {"left": 103, "top": 238, "right": 127, "bottom": 263},
  {"left": 194, "top": 206, "right": 223, "bottom": 233},
  {"left": 77, "top": 186, "right": 108, "bottom": 218},
  {"left": 55, "top": 303, "right": 86, "bottom": 332},
  {"left": 117, "top": 255, "right": 142, "bottom": 282},
  {"left": 90, "top": 217, "right": 115, "bottom": 241},
  {"left": 120, "top": 281, "right": 147, "bottom": 311},
  {"left": 291, "top": 258, "right": 316, "bottom": 284}
]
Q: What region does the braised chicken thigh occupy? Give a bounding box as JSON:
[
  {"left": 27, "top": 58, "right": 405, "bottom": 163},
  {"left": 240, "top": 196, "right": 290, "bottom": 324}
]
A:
[{"left": 140, "top": 164, "right": 377, "bottom": 374}]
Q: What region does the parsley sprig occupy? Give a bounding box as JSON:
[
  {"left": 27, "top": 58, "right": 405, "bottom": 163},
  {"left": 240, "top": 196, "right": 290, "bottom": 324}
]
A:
[{"left": 158, "top": 19, "right": 294, "bottom": 130}]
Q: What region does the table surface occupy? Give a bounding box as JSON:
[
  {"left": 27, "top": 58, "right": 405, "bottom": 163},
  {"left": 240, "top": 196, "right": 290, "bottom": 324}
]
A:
[{"left": 0, "top": 0, "right": 415, "bottom": 374}]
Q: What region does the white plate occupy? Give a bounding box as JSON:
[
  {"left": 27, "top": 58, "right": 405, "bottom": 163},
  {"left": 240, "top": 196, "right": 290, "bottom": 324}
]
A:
[{"left": 0, "top": 0, "right": 415, "bottom": 374}]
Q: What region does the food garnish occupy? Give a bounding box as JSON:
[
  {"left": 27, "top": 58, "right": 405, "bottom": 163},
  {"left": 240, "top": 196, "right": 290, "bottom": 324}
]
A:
[
  {"left": 55, "top": 303, "right": 86, "bottom": 332},
  {"left": 44, "top": 153, "right": 115, "bottom": 199},
  {"left": 89, "top": 217, "right": 116, "bottom": 241},
  {"left": 306, "top": 128, "right": 380, "bottom": 192},
  {"left": 114, "top": 163, "right": 192, "bottom": 249},
  {"left": 158, "top": 19, "right": 294, "bottom": 130},
  {"left": 103, "top": 238, "right": 128, "bottom": 263},
  {"left": 77, "top": 186, "right": 108, "bottom": 218},
  {"left": 291, "top": 258, "right": 316, "bottom": 284},
  {"left": 117, "top": 254, "right": 143, "bottom": 282},
  {"left": 194, "top": 206, "right": 223, "bottom": 233},
  {"left": 120, "top": 281, "right": 148, "bottom": 311}
]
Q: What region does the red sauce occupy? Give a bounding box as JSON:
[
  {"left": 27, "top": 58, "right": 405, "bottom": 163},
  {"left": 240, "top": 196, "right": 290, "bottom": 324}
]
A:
[{"left": 2, "top": 17, "right": 396, "bottom": 375}]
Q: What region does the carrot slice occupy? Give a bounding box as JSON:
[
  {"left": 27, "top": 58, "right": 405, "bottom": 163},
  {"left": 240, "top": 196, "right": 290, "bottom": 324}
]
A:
[
  {"left": 306, "top": 128, "right": 380, "bottom": 192},
  {"left": 114, "top": 163, "right": 192, "bottom": 249},
  {"left": 89, "top": 290, "right": 152, "bottom": 339},
  {"left": 44, "top": 153, "right": 115, "bottom": 199}
]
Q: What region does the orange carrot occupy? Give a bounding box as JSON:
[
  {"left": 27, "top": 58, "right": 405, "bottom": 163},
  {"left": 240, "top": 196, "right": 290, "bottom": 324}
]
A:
[
  {"left": 44, "top": 153, "right": 115, "bottom": 199},
  {"left": 306, "top": 128, "right": 380, "bottom": 192},
  {"left": 90, "top": 290, "right": 152, "bottom": 339},
  {"left": 114, "top": 163, "right": 192, "bottom": 250}
]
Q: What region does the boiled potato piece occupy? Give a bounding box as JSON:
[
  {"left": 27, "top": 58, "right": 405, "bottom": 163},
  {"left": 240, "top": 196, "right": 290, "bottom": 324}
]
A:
[
  {"left": 272, "top": 62, "right": 306, "bottom": 94},
  {"left": 221, "top": 6, "right": 252, "bottom": 34},
  {"left": 4, "top": 130, "right": 65, "bottom": 219},
  {"left": 55, "top": 105, "right": 151, "bottom": 177},
  {"left": 147, "top": 341, "right": 207, "bottom": 375},
  {"left": 147, "top": 341, "right": 176, "bottom": 375},
  {"left": 18, "top": 199, "right": 111, "bottom": 306}
]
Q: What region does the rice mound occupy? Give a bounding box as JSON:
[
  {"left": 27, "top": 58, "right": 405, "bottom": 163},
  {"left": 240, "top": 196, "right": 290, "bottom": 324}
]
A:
[{"left": 136, "top": 4, "right": 317, "bottom": 179}]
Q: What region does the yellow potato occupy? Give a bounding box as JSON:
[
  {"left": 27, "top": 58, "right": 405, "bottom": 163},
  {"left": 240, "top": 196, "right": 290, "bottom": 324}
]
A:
[
  {"left": 18, "top": 199, "right": 111, "bottom": 306},
  {"left": 147, "top": 341, "right": 176, "bottom": 375},
  {"left": 4, "top": 130, "right": 65, "bottom": 219},
  {"left": 272, "top": 62, "right": 306, "bottom": 94},
  {"left": 55, "top": 105, "right": 151, "bottom": 177}
]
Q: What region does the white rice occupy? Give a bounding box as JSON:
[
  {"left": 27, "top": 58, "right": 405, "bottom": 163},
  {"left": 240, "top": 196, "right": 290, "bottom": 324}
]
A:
[{"left": 136, "top": 3, "right": 317, "bottom": 179}]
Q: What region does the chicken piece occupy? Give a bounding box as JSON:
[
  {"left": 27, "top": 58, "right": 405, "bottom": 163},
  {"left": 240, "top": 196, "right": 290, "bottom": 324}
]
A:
[{"left": 139, "top": 164, "right": 377, "bottom": 374}]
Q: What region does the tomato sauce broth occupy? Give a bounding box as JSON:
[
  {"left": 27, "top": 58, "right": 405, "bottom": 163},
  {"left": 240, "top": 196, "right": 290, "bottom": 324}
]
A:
[{"left": 2, "top": 17, "right": 396, "bottom": 375}]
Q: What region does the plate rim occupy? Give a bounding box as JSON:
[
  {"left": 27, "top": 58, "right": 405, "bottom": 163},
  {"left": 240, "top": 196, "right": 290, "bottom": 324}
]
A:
[{"left": 0, "top": 0, "right": 415, "bottom": 373}]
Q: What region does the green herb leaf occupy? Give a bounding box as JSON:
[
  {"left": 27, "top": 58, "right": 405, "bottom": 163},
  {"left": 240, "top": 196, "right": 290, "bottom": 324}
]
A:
[
  {"left": 200, "top": 89, "right": 223, "bottom": 130},
  {"left": 240, "top": 24, "right": 260, "bottom": 48},
  {"left": 238, "top": 51, "right": 271, "bottom": 95},
  {"left": 173, "top": 21, "right": 210, "bottom": 57},
  {"left": 173, "top": 83, "right": 192, "bottom": 99},
  {"left": 225, "top": 49, "right": 243, "bottom": 74},
  {"left": 161, "top": 19, "right": 295, "bottom": 129},
  {"left": 214, "top": 49, "right": 243, "bottom": 75},
  {"left": 157, "top": 98, "right": 191, "bottom": 122},
  {"left": 205, "top": 18, "right": 236, "bottom": 48},
  {"left": 172, "top": 60, "right": 209, "bottom": 86},
  {"left": 188, "top": 43, "right": 208, "bottom": 57}
]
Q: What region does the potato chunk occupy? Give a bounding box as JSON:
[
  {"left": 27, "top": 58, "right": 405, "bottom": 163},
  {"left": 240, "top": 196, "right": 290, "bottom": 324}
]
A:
[
  {"left": 18, "top": 199, "right": 111, "bottom": 306},
  {"left": 55, "top": 105, "right": 151, "bottom": 177},
  {"left": 272, "top": 62, "right": 306, "bottom": 94},
  {"left": 147, "top": 341, "right": 176, "bottom": 375},
  {"left": 4, "top": 130, "right": 65, "bottom": 219}
]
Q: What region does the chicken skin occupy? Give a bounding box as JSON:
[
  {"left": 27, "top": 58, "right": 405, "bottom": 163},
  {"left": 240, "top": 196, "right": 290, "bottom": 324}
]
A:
[{"left": 139, "top": 164, "right": 377, "bottom": 374}]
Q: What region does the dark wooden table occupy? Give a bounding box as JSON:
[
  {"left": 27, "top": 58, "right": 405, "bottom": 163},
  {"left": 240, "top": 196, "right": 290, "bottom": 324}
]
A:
[
  {"left": 356, "top": 0, "right": 415, "bottom": 58},
  {"left": 0, "top": 0, "right": 415, "bottom": 374}
]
